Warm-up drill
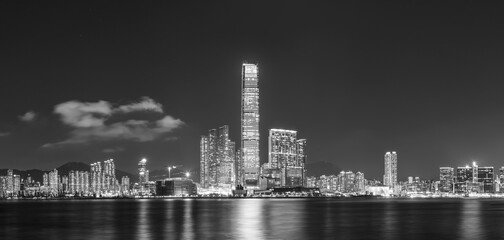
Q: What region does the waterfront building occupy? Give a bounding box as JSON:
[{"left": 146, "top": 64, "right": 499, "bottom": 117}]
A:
[
  {"left": 235, "top": 149, "right": 243, "bottom": 186},
  {"left": 138, "top": 158, "right": 149, "bottom": 184},
  {"left": 13, "top": 175, "right": 20, "bottom": 195},
  {"left": 43, "top": 172, "right": 49, "bottom": 187},
  {"left": 306, "top": 176, "right": 317, "bottom": 188},
  {"left": 477, "top": 166, "right": 494, "bottom": 193},
  {"left": 200, "top": 136, "right": 209, "bottom": 188},
  {"left": 121, "top": 176, "right": 130, "bottom": 193},
  {"left": 90, "top": 162, "right": 102, "bottom": 194},
  {"left": 241, "top": 62, "right": 260, "bottom": 189},
  {"left": 200, "top": 125, "right": 236, "bottom": 189},
  {"left": 355, "top": 172, "right": 366, "bottom": 193},
  {"left": 296, "top": 139, "right": 307, "bottom": 186},
  {"left": 267, "top": 129, "right": 307, "bottom": 187},
  {"left": 455, "top": 163, "right": 485, "bottom": 193},
  {"left": 499, "top": 167, "right": 504, "bottom": 193},
  {"left": 48, "top": 169, "right": 59, "bottom": 195},
  {"left": 439, "top": 167, "right": 454, "bottom": 193},
  {"left": 383, "top": 151, "right": 398, "bottom": 188},
  {"left": 104, "top": 159, "right": 116, "bottom": 192},
  {"left": 155, "top": 178, "right": 197, "bottom": 196}
]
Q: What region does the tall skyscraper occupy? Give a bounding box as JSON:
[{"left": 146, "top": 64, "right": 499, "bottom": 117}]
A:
[
  {"left": 439, "top": 167, "right": 454, "bottom": 193},
  {"left": 138, "top": 159, "right": 149, "bottom": 184},
  {"left": 200, "top": 125, "right": 236, "bottom": 189},
  {"left": 383, "top": 151, "right": 398, "bottom": 188},
  {"left": 200, "top": 136, "right": 209, "bottom": 188},
  {"left": 268, "top": 129, "right": 297, "bottom": 169},
  {"left": 267, "top": 129, "right": 307, "bottom": 187},
  {"left": 477, "top": 166, "right": 494, "bottom": 193},
  {"left": 241, "top": 62, "right": 260, "bottom": 189}
]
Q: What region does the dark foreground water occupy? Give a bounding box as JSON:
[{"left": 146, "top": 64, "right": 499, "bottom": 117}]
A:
[{"left": 2, "top": 198, "right": 504, "bottom": 240}]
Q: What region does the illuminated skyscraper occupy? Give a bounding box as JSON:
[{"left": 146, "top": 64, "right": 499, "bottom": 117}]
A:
[
  {"left": 267, "top": 129, "right": 307, "bottom": 187},
  {"left": 200, "top": 125, "right": 236, "bottom": 189},
  {"left": 477, "top": 166, "right": 494, "bottom": 193},
  {"left": 241, "top": 62, "right": 260, "bottom": 188},
  {"left": 48, "top": 169, "right": 59, "bottom": 194},
  {"left": 6, "top": 169, "right": 13, "bottom": 193},
  {"left": 104, "top": 159, "right": 116, "bottom": 191},
  {"left": 200, "top": 136, "right": 210, "bottom": 188},
  {"left": 383, "top": 151, "right": 398, "bottom": 188},
  {"left": 439, "top": 167, "right": 454, "bottom": 193},
  {"left": 138, "top": 158, "right": 148, "bottom": 184},
  {"left": 268, "top": 129, "right": 297, "bottom": 169}
]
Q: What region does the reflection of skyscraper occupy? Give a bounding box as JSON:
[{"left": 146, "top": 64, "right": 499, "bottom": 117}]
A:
[
  {"left": 383, "top": 151, "right": 397, "bottom": 188},
  {"left": 241, "top": 62, "right": 260, "bottom": 189}
]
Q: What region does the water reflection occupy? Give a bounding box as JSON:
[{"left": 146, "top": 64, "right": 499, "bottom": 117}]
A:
[
  {"left": 3, "top": 199, "right": 504, "bottom": 240},
  {"left": 459, "top": 200, "right": 482, "bottom": 240},
  {"left": 136, "top": 199, "right": 151, "bottom": 240},
  {"left": 233, "top": 199, "right": 265, "bottom": 239}
]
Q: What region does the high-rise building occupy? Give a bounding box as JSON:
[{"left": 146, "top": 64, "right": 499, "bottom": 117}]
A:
[
  {"left": 455, "top": 165, "right": 472, "bottom": 193},
  {"left": 138, "top": 159, "right": 149, "bottom": 184},
  {"left": 6, "top": 169, "right": 13, "bottom": 193},
  {"left": 477, "top": 166, "right": 494, "bottom": 193},
  {"left": 439, "top": 167, "right": 454, "bottom": 193},
  {"left": 241, "top": 62, "right": 260, "bottom": 189},
  {"left": 267, "top": 129, "right": 307, "bottom": 187},
  {"left": 90, "top": 162, "right": 102, "bottom": 194},
  {"left": 296, "top": 139, "right": 307, "bottom": 186},
  {"left": 235, "top": 149, "right": 243, "bottom": 186},
  {"left": 383, "top": 151, "right": 398, "bottom": 188},
  {"left": 200, "top": 125, "right": 236, "bottom": 189},
  {"left": 355, "top": 172, "right": 365, "bottom": 193},
  {"left": 104, "top": 159, "right": 116, "bottom": 191},
  {"left": 121, "top": 176, "right": 130, "bottom": 194},
  {"left": 48, "top": 169, "right": 59, "bottom": 194},
  {"left": 200, "top": 136, "right": 209, "bottom": 188}
]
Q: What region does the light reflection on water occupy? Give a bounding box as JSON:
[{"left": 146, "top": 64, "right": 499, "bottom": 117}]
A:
[{"left": 1, "top": 198, "right": 504, "bottom": 239}]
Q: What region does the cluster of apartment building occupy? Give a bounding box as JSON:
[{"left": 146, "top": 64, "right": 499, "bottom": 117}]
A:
[{"left": 0, "top": 159, "right": 131, "bottom": 198}]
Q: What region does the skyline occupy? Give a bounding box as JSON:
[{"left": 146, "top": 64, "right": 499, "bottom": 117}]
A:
[{"left": 2, "top": 2, "right": 504, "bottom": 180}]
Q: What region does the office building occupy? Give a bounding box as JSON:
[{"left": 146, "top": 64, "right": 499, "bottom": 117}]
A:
[
  {"left": 477, "top": 166, "right": 494, "bottom": 193},
  {"left": 439, "top": 167, "right": 454, "bottom": 193},
  {"left": 267, "top": 129, "right": 307, "bottom": 187},
  {"left": 200, "top": 125, "right": 236, "bottom": 189},
  {"left": 138, "top": 158, "right": 149, "bottom": 184},
  {"left": 383, "top": 151, "right": 398, "bottom": 188},
  {"left": 241, "top": 62, "right": 260, "bottom": 189}
]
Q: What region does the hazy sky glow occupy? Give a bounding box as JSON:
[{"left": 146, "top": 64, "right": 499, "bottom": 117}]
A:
[{"left": 1, "top": 2, "right": 504, "bottom": 179}]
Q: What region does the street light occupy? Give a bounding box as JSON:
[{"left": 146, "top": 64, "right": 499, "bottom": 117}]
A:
[
  {"left": 185, "top": 172, "right": 190, "bottom": 178},
  {"left": 168, "top": 166, "right": 176, "bottom": 178}
]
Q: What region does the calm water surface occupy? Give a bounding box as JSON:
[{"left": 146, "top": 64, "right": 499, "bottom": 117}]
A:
[{"left": 2, "top": 198, "right": 504, "bottom": 239}]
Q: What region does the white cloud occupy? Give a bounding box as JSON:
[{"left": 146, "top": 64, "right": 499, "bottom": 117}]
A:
[
  {"left": 0, "top": 132, "right": 10, "bottom": 137},
  {"left": 102, "top": 147, "right": 125, "bottom": 153},
  {"left": 115, "top": 96, "right": 163, "bottom": 114},
  {"left": 43, "top": 97, "right": 184, "bottom": 147},
  {"left": 54, "top": 100, "right": 111, "bottom": 127},
  {"left": 19, "top": 111, "right": 37, "bottom": 122}
]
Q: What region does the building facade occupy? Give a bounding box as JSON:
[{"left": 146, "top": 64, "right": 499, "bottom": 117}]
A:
[
  {"left": 241, "top": 62, "right": 260, "bottom": 189},
  {"left": 383, "top": 151, "right": 398, "bottom": 188},
  {"left": 439, "top": 167, "right": 454, "bottom": 193},
  {"left": 200, "top": 125, "right": 236, "bottom": 189}
]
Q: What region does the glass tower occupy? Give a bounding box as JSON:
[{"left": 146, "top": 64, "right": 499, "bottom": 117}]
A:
[
  {"left": 241, "top": 63, "right": 260, "bottom": 189},
  {"left": 383, "top": 151, "right": 398, "bottom": 188}
]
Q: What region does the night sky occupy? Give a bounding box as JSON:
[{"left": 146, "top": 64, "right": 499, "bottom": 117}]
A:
[{"left": 1, "top": 1, "right": 504, "bottom": 180}]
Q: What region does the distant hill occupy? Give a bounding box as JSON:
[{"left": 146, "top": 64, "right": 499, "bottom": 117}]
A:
[
  {"left": 305, "top": 161, "right": 342, "bottom": 177},
  {"left": 0, "top": 162, "right": 136, "bottom": 183}
]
